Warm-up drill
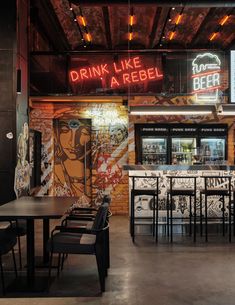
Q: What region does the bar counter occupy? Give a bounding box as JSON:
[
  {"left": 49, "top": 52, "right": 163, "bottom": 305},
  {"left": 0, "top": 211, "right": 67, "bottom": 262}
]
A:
[
  {"left": 124, "top": 164, "right": 235, "bottom": 224},
  {"left": 123, "top": 164, "right": 235, "bottom": 171}
]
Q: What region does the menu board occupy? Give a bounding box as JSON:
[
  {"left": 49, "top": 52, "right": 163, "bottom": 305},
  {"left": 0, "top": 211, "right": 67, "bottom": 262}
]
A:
[{"left": 231, "top": 50, "right": 235, "bottom": 103}]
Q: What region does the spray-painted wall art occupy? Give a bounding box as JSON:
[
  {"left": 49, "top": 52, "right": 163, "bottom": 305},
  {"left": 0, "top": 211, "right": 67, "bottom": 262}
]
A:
[
  {"left": 14, "top": 122, "right": 30, "bottom": 198},
  {"left": 54, "top": 118, "right": 91, "bottom": 204},
  {"left": 30, "top": 102, "right": 129, "bottom": 214}
]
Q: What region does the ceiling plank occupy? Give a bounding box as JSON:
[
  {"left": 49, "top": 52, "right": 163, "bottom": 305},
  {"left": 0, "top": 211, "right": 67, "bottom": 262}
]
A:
[
  {"left": 102, "top": 6, "right": 112, "bottom": 49},
  {"left": 148, "top": 7, "right": 162, "bottom": 49},
  {"left": 188, "top": 8, "right": 216, "bottom": 47},
  {"left": 31, "top": 0, "right": 70, "bottom": 51}
]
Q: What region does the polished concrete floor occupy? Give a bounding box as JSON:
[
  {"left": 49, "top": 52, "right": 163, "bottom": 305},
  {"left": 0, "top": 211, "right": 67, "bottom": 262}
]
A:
[{"left": 1, "top": 216, "right": 235, "bottom": 304}]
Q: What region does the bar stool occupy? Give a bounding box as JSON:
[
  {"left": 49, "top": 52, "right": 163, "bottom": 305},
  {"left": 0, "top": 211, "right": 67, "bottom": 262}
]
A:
[
  {"left": 130, "top": 175, "right": 159, "bottom": 243},
  {"left": 167, "top": 176, "right": 197, "bottom": 243},
  {"left": 200, "top": 175, "right": 232, "bottom": 242}
]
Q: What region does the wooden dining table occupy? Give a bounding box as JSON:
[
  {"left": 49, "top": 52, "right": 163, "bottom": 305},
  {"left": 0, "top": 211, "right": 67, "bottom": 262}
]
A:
[{"left": 0, "top": 196, "right": 77, "bottom": 285}]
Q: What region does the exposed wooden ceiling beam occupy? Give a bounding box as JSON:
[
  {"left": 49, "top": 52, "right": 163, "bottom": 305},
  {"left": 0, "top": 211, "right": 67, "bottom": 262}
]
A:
[
  {"left": 31, "top": 0, "right": 70, "bottom": 51},
  {"left": 102, "top": 6, "right": 112, "bottom": 49},
  {"left": 188, "top": 8, "right": 216, "bottom": 48},
  {"left": 148, "top": 7, "right": 162, "bottom": 49}
]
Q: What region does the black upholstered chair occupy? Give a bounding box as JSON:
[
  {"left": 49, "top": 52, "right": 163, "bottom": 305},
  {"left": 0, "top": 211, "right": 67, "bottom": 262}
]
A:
[
  {"left": 9, "top": 219, "right": 26, "bottom": 269},
  {"left": 0, "top": 226, "right": 18, "bottom": 295},
  {"left": 47, "top": 205, "right": 109, "bottom": 292}
]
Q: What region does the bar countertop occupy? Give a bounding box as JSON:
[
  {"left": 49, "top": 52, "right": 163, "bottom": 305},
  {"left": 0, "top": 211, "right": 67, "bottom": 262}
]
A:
[{"left": 123, "top": 164, "right": 235, "bottom": 171}]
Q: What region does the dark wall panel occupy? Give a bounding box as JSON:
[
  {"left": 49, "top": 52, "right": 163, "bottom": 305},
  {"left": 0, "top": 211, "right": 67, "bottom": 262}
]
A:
[
  {"left": 0, "top": 0, "right": 16, "bottom": 49},
  {"left": 0, "top": 51, "right": 14, "bottom": 111},
  {"left": 0, "top": 171, "right": 15, "bottom": 204}
]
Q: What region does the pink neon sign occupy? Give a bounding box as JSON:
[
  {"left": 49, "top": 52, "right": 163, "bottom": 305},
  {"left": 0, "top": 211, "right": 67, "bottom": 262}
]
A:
[{"left": 69, "top": 56, "right": 163, "bottom": 88}]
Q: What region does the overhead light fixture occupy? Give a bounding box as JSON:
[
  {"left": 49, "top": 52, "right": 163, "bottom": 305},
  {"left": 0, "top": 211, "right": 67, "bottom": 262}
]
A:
[
  {"left": 220, "top": 15, "right": 230, "bottom": 26},
  {"left": 80, "top": 16, "right": 86, "bottom": 27},
  {"left": 129, "top": 105, "right": 214, "bottom": 116},
  {"left": 209, "top": 32, "right": 218, "bottom": 41},
  {"left": 169, "top": 31, "right": 175, "bottom": 40},
  {"left": 129, "top": 31, "right": 133, "bottom": 41},
  {"left": 172, "top": 7, "right": 175, "bottom": 10},
  {"left": 129, "top": 14, "right": 134, "bottom": 26},
  {"left": 175, "top": 14, "right": 182, "bottom": 25},
  {"left": 86, "top": 33, "right": 91, "bottom": 42}
]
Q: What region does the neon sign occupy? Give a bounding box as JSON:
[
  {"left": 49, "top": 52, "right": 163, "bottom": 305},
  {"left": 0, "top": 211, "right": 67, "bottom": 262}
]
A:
[
  {"left": 192, "top": 53, "right": 221, "bottom": 102},
  {"left": 70, "top": 56, "right": 163, "bottom": 88}
]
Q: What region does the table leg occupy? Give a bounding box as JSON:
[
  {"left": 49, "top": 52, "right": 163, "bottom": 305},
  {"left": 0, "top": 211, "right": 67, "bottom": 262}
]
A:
[
  {"left": 26, "top": 219, "right": 35, "bottom": 281},
  {"left": 43, "top": 219, "right": 50, "bottom": 264}
]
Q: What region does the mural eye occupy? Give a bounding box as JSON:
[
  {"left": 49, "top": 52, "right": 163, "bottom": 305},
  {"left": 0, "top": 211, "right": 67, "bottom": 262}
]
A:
[{"left": 69, "top": 120, "right": 80, "bottom": 129}]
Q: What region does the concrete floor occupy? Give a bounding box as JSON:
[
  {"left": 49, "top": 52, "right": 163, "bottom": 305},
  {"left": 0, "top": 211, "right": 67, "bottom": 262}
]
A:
[{"left": 1, "top": 216, "right": 235, "bottom": 304}]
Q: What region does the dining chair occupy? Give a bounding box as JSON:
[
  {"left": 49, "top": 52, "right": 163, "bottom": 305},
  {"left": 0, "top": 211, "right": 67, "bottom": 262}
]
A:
[
  {"left": 0, "top": 226, "right": 18, "bottom": 295},
  {"left": 9, "top": 219, "right": 26, "bottom": 269},
  {"left": 47, "top": 205, "right": 109, "bottom": 292}
]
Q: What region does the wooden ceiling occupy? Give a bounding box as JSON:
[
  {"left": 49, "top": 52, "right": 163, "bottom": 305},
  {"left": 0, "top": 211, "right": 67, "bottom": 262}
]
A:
[{"left": 31, "top": 0, "right": 235, "bottom": 52}]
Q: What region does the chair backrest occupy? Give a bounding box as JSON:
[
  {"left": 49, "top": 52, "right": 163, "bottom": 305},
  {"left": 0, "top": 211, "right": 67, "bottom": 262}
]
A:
[
  {"left": 92, "top": 206, "right": 108, "bottom": 231},
  {"left": 102, "top": 195, "right": 111, "bottom": 206}
]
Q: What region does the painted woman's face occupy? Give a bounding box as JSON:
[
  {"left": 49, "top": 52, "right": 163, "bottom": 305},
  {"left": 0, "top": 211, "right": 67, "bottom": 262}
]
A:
[
  {"left": 59, "top": 120, "right": 80, "bottom": 160},
  {"left": 59, "top": 120, "right": 90, "bottom": 160}
]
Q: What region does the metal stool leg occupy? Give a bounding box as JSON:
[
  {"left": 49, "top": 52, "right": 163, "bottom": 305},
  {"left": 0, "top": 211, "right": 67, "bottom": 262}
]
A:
[
  {"left": 205, "top": 195, "right": 208, "bottom": 242},
  {"left": 189, "top": 195, "right": 192, "bottom": 236},
  {"left": 200, "top": 192, "right": 203, "bottom": 237},
  {"left": 229, "top": 193, "right": 232, "bottom": 242},
  {"left": 155, "top": 195, "right": 159, "bottom": 243},
  {"left": 194, "top": 193, "right": 197, "bottom": 242},
  {"left": 222, "top": 195, "right": 225, "bottom": 237},
  {"left": 152, "top": 195, "right": 155, "bottom": 237},
  {"left": 167, "top": 193, "right": 169, "bottom": 237},
  {"left": 170, "top": 194, "right": 173, "bottom": 243}
]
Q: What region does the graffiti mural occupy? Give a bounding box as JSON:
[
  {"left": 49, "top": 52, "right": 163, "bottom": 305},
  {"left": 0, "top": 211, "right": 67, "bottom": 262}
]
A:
[
  {"left": 30, "top": 102, "right": 128, "bottom": 213},
  {"left": 54, "top": 118, "right": 91, "bottom": 203},
  {"left": 14, "top": 122, "right": 30, "bottom": 198}
]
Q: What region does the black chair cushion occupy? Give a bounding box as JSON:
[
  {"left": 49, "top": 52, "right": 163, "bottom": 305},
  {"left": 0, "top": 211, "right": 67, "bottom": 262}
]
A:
[
  {"left": 47, "top": 232, "right": 96, "bottom": 254},
  {"left": 66, "top": 220, "right": 93, "bottom": 230},
  {"left": 0, "top": 229, "right": 17, "bottom": 255}
]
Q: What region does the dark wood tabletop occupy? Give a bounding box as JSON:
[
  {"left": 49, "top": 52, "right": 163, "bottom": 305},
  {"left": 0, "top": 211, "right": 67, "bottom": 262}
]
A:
[{"left": 0, "top": 196, "right": 78, "bottom": 219}]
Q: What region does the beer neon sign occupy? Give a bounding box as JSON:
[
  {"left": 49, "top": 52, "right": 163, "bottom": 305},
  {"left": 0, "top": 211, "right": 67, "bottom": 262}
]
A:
[
  {"left": 192, "top": 53, "right": 221, "bottom": 102},
  {"left": 69, "top": 56, "right": 163, "bottom": 88}
]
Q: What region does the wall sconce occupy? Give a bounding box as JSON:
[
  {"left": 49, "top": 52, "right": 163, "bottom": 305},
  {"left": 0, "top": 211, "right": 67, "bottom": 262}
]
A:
[{"left": 17, "top": 69, "right": 21, "bottom": 94}]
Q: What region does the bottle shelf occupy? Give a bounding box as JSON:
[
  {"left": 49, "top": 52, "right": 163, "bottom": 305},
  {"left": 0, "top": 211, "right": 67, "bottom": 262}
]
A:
[
  {"left": 143, "top": 152, "right": 167, "bottom": 155},
  {"left": 172, "top": 152, "right": 193, "bottom": 154}
]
